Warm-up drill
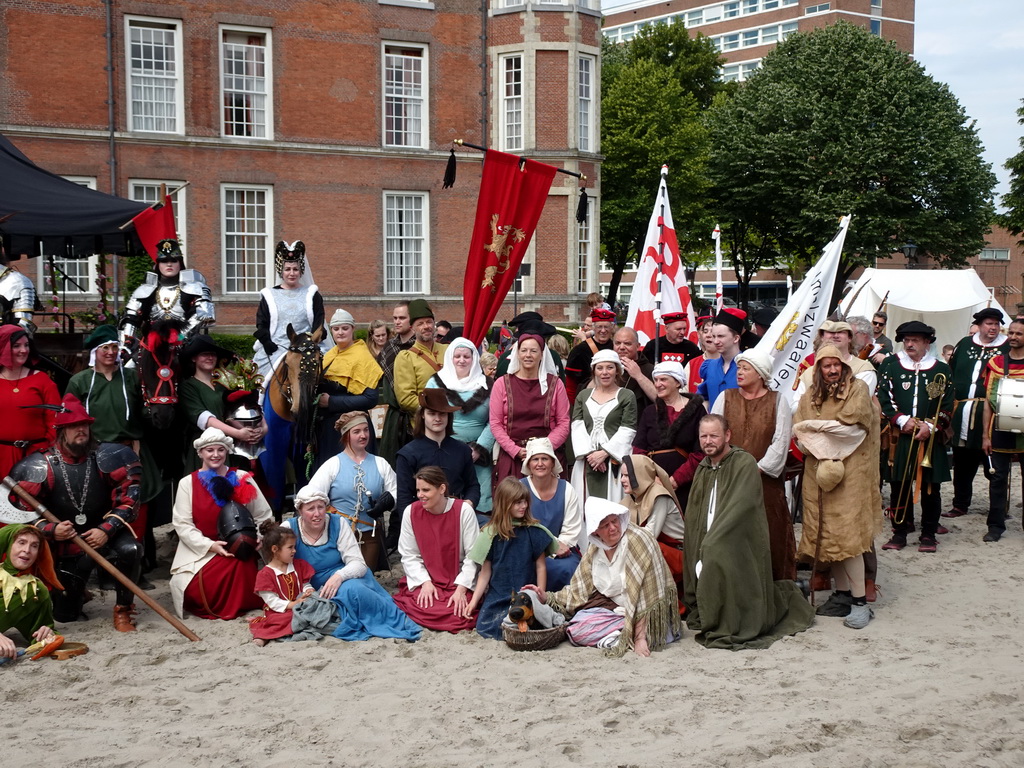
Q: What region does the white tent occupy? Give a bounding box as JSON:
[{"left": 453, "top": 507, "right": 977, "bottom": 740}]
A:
[{"left": 839, "top": 268, "right": 1008, "bottom": 351}]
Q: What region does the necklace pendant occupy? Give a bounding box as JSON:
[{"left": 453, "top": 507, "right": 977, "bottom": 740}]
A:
[
  {"left": 75, "top": 513, "right": 87, "bottom": 526},
  {"left": 12, "top": 387, "right": 18, "bottom": 393}
]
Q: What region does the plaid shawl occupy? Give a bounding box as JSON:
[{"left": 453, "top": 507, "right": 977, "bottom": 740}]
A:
[{"left": 547, "top": 524, "right": 680, "bottom": 657}]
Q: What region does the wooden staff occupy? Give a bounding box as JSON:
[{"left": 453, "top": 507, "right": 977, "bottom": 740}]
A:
[{"left": 2, "top": 477, "right": 201, "bottom": 643}]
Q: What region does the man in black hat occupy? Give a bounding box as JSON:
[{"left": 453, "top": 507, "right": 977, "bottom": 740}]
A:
[
  {"left": 750, "top": 306, "right": 779, "bottom": 339},
  {"left": 392, "top": 389, "right": 481, "bottom": 544},
  {"left": 877, "top": 322, "right": 954, "bottom": 553},
  {"left": 119, "top": 238, "right": 215, "bottom": 362},
  {"left": 697, "top": 310, "right": 745, "bottom": 407},
  {"left": 943, "top": 307, "right": 1008, "bottom": 519}
]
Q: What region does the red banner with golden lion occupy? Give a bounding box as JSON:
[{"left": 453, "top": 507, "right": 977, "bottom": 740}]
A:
[{"left": 462, "top": 150, "right": 557, "bottom": 346}]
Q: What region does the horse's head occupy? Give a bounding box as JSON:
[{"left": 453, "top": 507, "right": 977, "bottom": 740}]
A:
[
  {"left": 138, "top": 320, "right": 183, "bottom": 430},
  {"left": 283, "top": 323, "right": 324, "bottom": 420}
]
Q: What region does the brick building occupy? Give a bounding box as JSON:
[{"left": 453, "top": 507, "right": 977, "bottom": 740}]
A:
[{"left": 0, "top": 0, "right": 602, "bottom": 334}]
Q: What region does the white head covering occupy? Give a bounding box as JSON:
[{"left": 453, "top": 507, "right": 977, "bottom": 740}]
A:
[
  {"left": 328, "top": 308, "right": 354, "bottom": 327},
  {"left": 294, "top": 485, "right": 329, "bottom": 508},
  {"left": 651, "top": 361, "right": 687, "bottom": 389},
  {"left": 590, "top": 348, "right": 622, "bottom": 370},
  {"left": 437, "top": 337, "right": 487, "bottom": 392},
  {"left": 522, "top": 436, "right": 564, "bottom": 477},
  {"left": 735, "top": 348, "right": 772, "bottom": 384},
  {"left": 193, "top": 427, "right": 234, "bottom": 453},
  {"left": 584, "top": 497, "right": 630, "bottom": 552},
  {"left": 507, "top": 334, "right": 559, "bottom": 395}
]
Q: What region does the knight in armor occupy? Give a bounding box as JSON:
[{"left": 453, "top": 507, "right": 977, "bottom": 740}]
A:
[
  {"left": 8, "top": 393, "right": 144, "bottom": 632},
  {"left": 119, "top": 238, "right": 215, "bottom": 361},
  {"left": 0, "top": 248, "right": 37, "bottom": 333}
]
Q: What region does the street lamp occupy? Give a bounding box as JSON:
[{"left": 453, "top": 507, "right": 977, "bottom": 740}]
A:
[{"left": 901, "top": 241, "right": 919, "bottom": 268}]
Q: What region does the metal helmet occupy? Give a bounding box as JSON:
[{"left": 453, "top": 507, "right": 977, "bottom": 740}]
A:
[
  {"left": 228, "top": 401, "right": 263, "bottom": 428},
  {"left": 217, "top": 501, "right": 258, "bottom": 561}
]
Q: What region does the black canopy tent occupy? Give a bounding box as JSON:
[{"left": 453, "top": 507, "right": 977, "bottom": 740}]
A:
[{"left": 0, "top": 133, "right": 148, "bottom": 260}]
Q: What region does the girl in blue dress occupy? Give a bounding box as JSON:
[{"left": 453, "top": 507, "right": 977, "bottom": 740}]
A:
[{"left": 464, "top": 478, "right": 559, "bottom": 639}]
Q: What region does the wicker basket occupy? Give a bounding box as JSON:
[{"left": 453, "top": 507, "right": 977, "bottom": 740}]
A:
[{"left": 501, "top": 623, "right": 567, "bottom": 651}]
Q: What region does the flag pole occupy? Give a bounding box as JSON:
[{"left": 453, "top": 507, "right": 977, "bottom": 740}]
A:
[
  {"left": 118, "top": 181, "right": 191, "bottom": 231},
  {"left": 713, "top": 223, "right": 724, "bottom": 314},
  {"left": 654, "top": 165, "right": 669, "bottom": 362}
]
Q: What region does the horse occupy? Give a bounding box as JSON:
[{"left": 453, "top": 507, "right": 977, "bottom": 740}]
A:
[
  {"left": 261, "top": 324, "right": 325, "bottom": 512},
  {"left": 137, "top": 319, "right": 183, "bottom": 431}
]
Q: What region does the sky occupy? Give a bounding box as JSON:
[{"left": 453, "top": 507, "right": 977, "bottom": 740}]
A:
[{"left": 600, "top": 0, "right": 1024, "bottom": 207}]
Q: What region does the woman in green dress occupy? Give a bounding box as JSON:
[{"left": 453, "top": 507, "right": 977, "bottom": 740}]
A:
[{"left": 179, "top": 335, "right": 266, "bottom": 472}]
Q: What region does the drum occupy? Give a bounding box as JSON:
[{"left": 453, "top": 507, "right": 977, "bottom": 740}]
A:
[{"left": 994, "top": 377, "right": 1024, "bottom": 434}]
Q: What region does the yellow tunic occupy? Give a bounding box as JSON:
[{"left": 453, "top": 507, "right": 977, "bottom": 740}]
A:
[{"left": 394, "top": 341, "right": 447, "bottom": 414}]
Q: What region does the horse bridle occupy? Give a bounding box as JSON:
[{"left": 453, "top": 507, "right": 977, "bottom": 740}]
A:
[
  {"left": 139, "top": 336, "right": 180, "bottom": 407},
  {"left": 274, "top": 335, "right": 321, "bottom": 406}
]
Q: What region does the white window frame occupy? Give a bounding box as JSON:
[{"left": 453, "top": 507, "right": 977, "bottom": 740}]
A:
[
  {"left": 219, "top": 25, "right": 273, "bottom": 140},
  {"left": 500, "top": 53, "right": 524, "bottom": 152},
  {"left": 125, "top": 16, "right": 184, "bottom": 135},
  {"left": 577, "top": 201, "right": 595, "bottom": 294},
  {"left": 382, "top": 42, "right": 429, "bottom": 149},
  {"left": 221, "top": 184, "right": 273, "bottom": 295},
  {"left": 128, "top": 180, "right": 187, "bottom": 258},
  {"left": 578, "top": 55, "right": 595, "bottom": 153},
  {"left": 383, "top": 191, "right": 430, "bottom": 295},
  {"left": 980, "top": 248, "right": 1010, "bottom": 261},
  {"left": 805, "top": 3, "right": 830, "bottom": 14},
  {"left": 39, "top": 177, "right": 101, "bottom": 297}
]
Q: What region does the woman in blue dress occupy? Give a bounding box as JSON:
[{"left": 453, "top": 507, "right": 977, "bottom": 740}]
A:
[
  {"left": 426, "top": 336, "right": 495, "bottom": 520},
  {"left": 307, "top": 411, "right": 395, "bottom": 572},
  {"left": 519, "top": 437, "right": 583, "bottom": 592},
  {"left": 286, "top": 486, "right": 420, "bottom": 641}
]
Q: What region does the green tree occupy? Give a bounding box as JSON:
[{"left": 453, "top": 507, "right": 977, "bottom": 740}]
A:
[
  {"left": 1002, "top": 99, "right": 1024, "bottom": 243},
  {"left": 707, "top": 21, "right": 997, "bottom": 307},
  {"left": 600, "top": 26, "right": 730, "bottom": 304}
]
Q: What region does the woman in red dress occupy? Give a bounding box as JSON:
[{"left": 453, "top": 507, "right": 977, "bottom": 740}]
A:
[
  {"left": 489, "top": 334, "right": 570, "bottom": 483},
  {"left": 0, "top": 325, "right": 58, "bottom": 479},
  {"left": 170, "top": 427, "right": 273, "bottom": 619},
  {"left": 392, "top": 466, "right": 479, "bottom": 632},
  {"left": 249, "top": 520, "right": 315, "bottom": 645}
]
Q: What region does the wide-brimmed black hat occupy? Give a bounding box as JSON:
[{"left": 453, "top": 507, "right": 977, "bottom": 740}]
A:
[
  {"left": 515, "top": 319, "right": 558, "bottom": 339},
  {"left": 895, "top": 321, "right": 936, "bottom": 343},
  {"left": 508, "top": 311, "right": 543, "bottom": 327},
  {"left": 973, "top": 307, "right": 1005, "bottom": 325},
  {"left": 180, "top": 334, "right": 235, "bottom": 361}
]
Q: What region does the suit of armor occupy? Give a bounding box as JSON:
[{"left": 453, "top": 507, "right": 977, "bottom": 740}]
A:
[
  {"left": 119, "top": 269, "right": 215, "bottom": 355},
  {"left": 0, "top": 266, "right": 37, "bottom": 333}
]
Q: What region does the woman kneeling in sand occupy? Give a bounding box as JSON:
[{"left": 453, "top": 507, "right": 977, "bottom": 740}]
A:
[{"left": 527, "top": 497, "right": 681, "bottom": 657}]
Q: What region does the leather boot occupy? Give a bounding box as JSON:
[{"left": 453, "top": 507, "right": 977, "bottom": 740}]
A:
[
  {"left": 113, "top": 604, "right": 137, "bottom": 633},
  {"left": 865, "top": 579, "right": 877, "bottom": 603}
]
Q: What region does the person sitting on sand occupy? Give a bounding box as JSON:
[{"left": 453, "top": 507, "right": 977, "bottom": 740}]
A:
[
  {"left": 526, "top": 496, "right": 682, "bottom": 658},
  {"left": 0, "top": 524, "right": 60, "bottom": 659},
  {"left": 249, "top": 521, "right": 315, "bottom": 646}
]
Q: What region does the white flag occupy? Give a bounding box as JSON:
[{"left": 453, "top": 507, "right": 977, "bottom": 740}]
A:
[
  {"left": 625, "top": 167, "right": 696, "bottom": 346},
  {"left": 754, "top": 215, "right": 852, "bottom": 406}
]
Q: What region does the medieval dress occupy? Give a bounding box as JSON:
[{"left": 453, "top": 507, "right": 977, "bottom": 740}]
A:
[
  {"left": 521, "top": 476, "right": 582, "bottom": 591},
  {"left": 683, "top": 448, "right": 814, "bottom": 650},
  {"left": 570, "top": 387, "right": 637, "bottom": 503},
  {"left": 248, "top": 558, "right": 316, "bottom": 641}
]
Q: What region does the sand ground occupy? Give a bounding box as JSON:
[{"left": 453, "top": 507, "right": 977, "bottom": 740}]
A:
[{"left": 4, "top": 474, "right": 1024, "bottom": 767}]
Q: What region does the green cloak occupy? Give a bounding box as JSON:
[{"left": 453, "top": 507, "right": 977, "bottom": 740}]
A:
[{"left": 683, "top": 447, "right": 814, "bottom": 650}]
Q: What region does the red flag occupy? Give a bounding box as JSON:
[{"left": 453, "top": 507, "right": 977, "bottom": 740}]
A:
[
  {"left": 131, "top": 194, "right": 177, "bottom": 261},
  {"left": 462, "top": 150, "right": 557, "bottom": 346}
]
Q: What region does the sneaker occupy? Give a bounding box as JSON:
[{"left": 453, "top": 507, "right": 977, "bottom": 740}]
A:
[
  {"left": 843, "top": 603, "right": 873, "bottom": 629},
  {"left": 983, "top": 530, "right": 1002, "bottom": 543},
  {"left": 941, "top": 508, "right": 968, "bottom": 518},
  {"left": 918, "top": 536, "right": 938, "bottom": 553},
  {"left": 936, "top": 525, "right": 950, "bottom": 535},
  {"left": 882, "top": 535, "right": 907, "bottom": 551},
  {"left": 815, "top": 591, "right": 853, "bottom": 617}
]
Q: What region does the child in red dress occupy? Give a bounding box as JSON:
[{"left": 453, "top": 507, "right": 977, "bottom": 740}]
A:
[{"left": 249, "top": 521, "right": 315, "bottom": 646}]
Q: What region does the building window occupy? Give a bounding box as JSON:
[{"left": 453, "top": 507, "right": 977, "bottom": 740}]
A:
[
  {"left": 384, "top": 193, "right": 428, "bottom": 294},
  {"left": 383, "top": 44, "right": 427, "bottom": 148},
  {"left": 577, "top": 205, "right": 593, "bottom": 294},
  {"left": 805, "top": 3, "right": 830, "bottom": 14},
  {"left": 501, "top": 54, "right": 524, "bottom": 152},
  {"left": 869, "top": 18, "right": 881, "bottom": 35},
  {"left": 980, "top": 248, "right": 1010, "bottom": 261},
  {"left": 222, "top": 185, "right": 272, "bottom": 294},
  {"left": 130, "top": 180, "right": 186, "bottom": 254},
  {"left": 41, "top": 177, "right": 99, "bottom": 296},
  {"left": 724, "top": 2, "right": 740, "bottom": 18},
  {"left": 578, "top": 56, "right": 594, "bottom": 153},
  {"left": 221, "top": 28, "right": 271, "bottom": 139},
  {"left": 126, "top": 18, "right": 182, "bottom": 133},
  {"left": 871, "top": 0, "right": 882, "bottom": 6}
]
